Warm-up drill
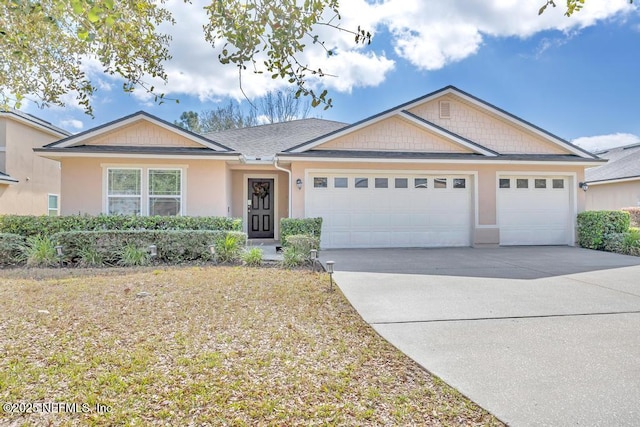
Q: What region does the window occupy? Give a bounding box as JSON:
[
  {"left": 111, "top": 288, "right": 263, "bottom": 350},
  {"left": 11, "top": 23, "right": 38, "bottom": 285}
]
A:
[
  {"left": 106, "top": 167, "right": 182, "bottom": 216},
  {"left": 535, "top": 179, "right": 547, "bottom": 189},
  {"left": 313, "top": 177, "right": 328, "bottom": 188},
  {"left": 516, "top": 179, "right": 528, "bottom": 189},
  {"left": 453, "top": 178, "right": 466, "bottom": 189},
  {"left": 355, "top": 178, "right": 368, "bottom": 188},
  {"left": 414, "top": 178, "right": 428, "bottom": 188},
  {"left": 334, "top": 177, "right": 348, "bottom": 188},
  {"left": 552, "top": 179, "right": 565, "bottom": 189},
  {"left": 395, "top": 178, "right": 408, "bottom": 188},
  {"left": 108, "top": 168, "right": 141, "bottom": 215},
  {"left": 499, "top": 178, "right": 510, "bottom": 189},
  {"left": 148, "top": 169, "right": 182, "bottom": 216},
  {"left": 48, "top": 194, "right": 59, "bottom": 216},
  {"left": 434, "top": 178, "right": 447, "bottom": 189},
  {"left": 375, "top": 178, "right": 388, "bottom": 188}
]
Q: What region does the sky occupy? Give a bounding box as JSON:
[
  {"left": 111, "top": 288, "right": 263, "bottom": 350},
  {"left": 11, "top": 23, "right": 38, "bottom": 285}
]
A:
[{"left": 21, "top": 0, "right": 640, "bottom": 153}]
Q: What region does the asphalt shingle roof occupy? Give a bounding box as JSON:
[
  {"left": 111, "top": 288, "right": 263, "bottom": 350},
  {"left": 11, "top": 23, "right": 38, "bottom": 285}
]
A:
[
  {"left": 204, "top": 118, "right": 348, "bottom": 158},
  {"left": 585, "top": 144, "right": 640, "bottom": 183},
  {"left": 0, "top": 171, "right": 19, "bottom": 183}
]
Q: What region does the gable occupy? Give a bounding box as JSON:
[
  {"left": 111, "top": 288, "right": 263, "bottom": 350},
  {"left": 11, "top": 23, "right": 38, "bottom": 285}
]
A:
[
  {"left": 81, "top": 121, "right": 203, "bottom": 148},
  {"left": 314, "top": 116, "right": 473, "bottom": 153},
  {"left": 408, "top": 94, "right": 571, "bottom": 155}
]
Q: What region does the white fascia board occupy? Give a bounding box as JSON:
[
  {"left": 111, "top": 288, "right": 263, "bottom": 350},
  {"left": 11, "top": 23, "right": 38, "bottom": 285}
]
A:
[
  {"left": 587, "top": 176, "right": 640, "bottom": 186},
  {"left": 54, "top": 114, "right": 225, "bottom": 151},
  {"left": 0, "top": 112, "right": 70, "bottom": 138},
  {"left": 397, "top": 111, "right": 497, "bottom": 156},
  {"left": 276, "top": 155, "right": 603, "bottom": 166},
  {"left": 33, "top": 151, "right": 240, "bottom": 161}
]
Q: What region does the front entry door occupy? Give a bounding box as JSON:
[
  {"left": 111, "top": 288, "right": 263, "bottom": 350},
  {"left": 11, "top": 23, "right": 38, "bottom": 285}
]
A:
[{"left": 248, "top": 178, "right": 274, "bottom": 239}]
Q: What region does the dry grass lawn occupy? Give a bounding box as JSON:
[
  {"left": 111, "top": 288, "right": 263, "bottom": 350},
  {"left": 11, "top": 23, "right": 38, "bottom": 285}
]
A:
[{"left": 0, "top": 267, "right": 503, "bottom": 426}]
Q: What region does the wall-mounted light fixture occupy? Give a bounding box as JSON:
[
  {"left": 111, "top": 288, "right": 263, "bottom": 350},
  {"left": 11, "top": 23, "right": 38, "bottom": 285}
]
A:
[
  {"left": 579, "top": 182, "right": 589, "bottom": 192},
  {"left": 296, "top": 178, "right": 303, "bottom": 190}
]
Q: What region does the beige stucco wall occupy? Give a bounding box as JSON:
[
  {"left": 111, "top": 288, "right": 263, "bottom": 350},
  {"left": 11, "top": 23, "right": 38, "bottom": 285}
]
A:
[
  {"left": 407, "top": 95, "right": 570, "bottom": 155},
  {"left": 586, "top": 181, "right": 640, "bottom": 211},
  {"left": 289, "top": 160, "right": 586, "bottom": 245},
  {"left": 230, "top": 168, "right": 289, "bottom": 239},
  {"left": 59, "top": 157, "right": 229, "bottom": 216},
  {"left": 85, "top": 121, "right": 203, "bottom": 148},
  {"left": 0, "top": 117, "right": 62, "bottom": 215},
  {"left": 317, "top": 116, "right": 471, "bottom": 153}
]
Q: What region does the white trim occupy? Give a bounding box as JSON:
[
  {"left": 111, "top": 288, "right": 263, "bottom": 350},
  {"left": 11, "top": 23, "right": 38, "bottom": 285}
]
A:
[
  {"left": 242, "top": 173, "right": 280, "bottom": 240},
  {"left": 397, "top": 111, "right": 497, "bottom": 156},
  {"left": 35, "top": 151, "right": 238, "bottom": 161},
  {"left": 47, "top": 193, "right": 60, "bottom": 216},
  {"left": 0, "top": 112, "right": 69, "bottom": 138},
  {"left": 51, "top": 114, "right": 229, "bottom": 151},
  {"left": 587, "top": 176, "right": 640, "bottom": 186},
  {"left": 277, "top": 155, "right": 602, "bottom": 166},
  {"left": 496, "top": 171, "right": 577, "bottom": 246}
]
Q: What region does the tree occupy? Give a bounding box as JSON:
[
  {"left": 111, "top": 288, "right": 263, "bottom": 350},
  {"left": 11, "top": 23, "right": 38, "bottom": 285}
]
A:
[
  {"left": 1, "top": 0, "right": 370, "bottom": 116},
  {"left": 199, "top": 102, "right": 258, "bottom": 132},
  {"left": 539, "top": 0, "right": 634, "bottom": 16},
  {"left": 174, "top": 111, "right": 202, "bottom": 133},
  {"left": 260, "top": 90, "right": 310, "bottom": 124}
]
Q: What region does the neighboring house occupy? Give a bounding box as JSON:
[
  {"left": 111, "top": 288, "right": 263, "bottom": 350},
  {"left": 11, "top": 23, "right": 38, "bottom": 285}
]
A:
[
  {"left": 0, "top": 110, "right": 70, "bottom": 215},
  {"left": 585, "top": 143, "right": 640, "bottom": 210},
  {"left": 35, "top": 86, "right": 602, "bottom": 248}
]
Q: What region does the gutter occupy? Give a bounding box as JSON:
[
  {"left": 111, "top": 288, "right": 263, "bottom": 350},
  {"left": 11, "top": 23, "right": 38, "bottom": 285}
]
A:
[{"left": 273, "top": 156, "right": 292, "bottom": 218}]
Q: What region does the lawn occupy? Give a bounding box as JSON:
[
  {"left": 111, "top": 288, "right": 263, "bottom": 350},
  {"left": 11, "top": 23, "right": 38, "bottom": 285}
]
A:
[{"left": 0, "top": 267, "right": 502, "bottom": 426}]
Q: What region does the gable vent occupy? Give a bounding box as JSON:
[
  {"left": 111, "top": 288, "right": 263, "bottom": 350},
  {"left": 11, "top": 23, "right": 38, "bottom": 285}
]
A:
[{"left": 439, "top": 101, "right": 451, "bottom": 119}]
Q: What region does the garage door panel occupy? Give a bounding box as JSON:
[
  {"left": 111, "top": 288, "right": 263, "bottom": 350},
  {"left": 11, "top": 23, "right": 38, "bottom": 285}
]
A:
[
  {"left": 307, "top": 173, "right": 472, "bottom": 248},
  {"left": 498, "top": 175, "right": 571, "bottom": 246}
]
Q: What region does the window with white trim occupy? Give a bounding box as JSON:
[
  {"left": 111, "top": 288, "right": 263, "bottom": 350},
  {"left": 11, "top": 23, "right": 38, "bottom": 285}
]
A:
[
  {"left": 48, "top": 194, "right": 59, "bottom": 216},
  {"left": 106, "top": 167, "right": 183, "bottom": 216}
]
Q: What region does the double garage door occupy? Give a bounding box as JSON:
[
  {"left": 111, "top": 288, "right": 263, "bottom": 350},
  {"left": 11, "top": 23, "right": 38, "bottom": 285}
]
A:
[
  {"left": 306, "top": 173, "right": 472, "bottom": 248},
  {"left": 306, "top": 172, "right": 573, "bottom": 248}
]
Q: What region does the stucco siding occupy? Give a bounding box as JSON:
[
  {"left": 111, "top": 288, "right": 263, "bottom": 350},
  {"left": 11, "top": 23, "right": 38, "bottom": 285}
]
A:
[
  {"left": 60, "top": 157, "right": 229, "bottom": 216},
  {"left": 0, "top": 118, "right": 61, "bottom": 215},
  {"left": 586, "top": 181, "right": 640, "bottom": 210},
  {"left": 316, "top": 116, "right": 471, "bottom": 153},
  {"left": 83, "top": 121, "right": 203, "bottom": 148},
  {"left": 408, "top": 95, "right": 570, "bottom": 155}
]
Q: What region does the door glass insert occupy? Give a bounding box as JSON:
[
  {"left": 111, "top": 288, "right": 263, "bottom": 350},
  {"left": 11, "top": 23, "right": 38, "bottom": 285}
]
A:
[
  {"left": 395, "top": 178, "right": 408, "bottom": 188},
  {"left": 434, "top": 178, "right": 447, "bottom": 189},
  {"left": 453, "top": 178, "right": 466, "bottom": 189},
  {"left": 414, "top": 178, "right": 428, "bottom": 188},
  {"left": 355, "top": 178, "right": 368, "bottom": 188},
  {"left": 375, "top": 178, "right": 388, "bottom": 188},
  {"left": 535, "top": 179, "right": 547, "bottom": 189},
  {"left": 499, "top": 178, "right": 510, "bottom": 189},
  {"left": 313, "top": 177, "right": 328, "bottom": 188},
  {"left": 552, "top": 179, "right": 565, "bottom": 189},
  {"left": 334, "top": 177, "right": 348, "bottom": 188},
  {"left": 516, "top": 179, "right": 528, "bottom": 189}
]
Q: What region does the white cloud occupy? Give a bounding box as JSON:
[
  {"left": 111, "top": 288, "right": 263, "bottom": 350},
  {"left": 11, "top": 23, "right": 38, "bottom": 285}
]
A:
[
  {"left": 60, "top": 119, "right": 84, "bottom": 130},
  {"left": 93, "top": 0, "right": 635, "bottom": 101},
  {"left": 573, "top": 133, "right": 640, "bottom": 152}
]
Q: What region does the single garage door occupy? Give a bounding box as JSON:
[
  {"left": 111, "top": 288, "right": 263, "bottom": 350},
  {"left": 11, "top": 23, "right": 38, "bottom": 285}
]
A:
[
  {"left": 306, "top": 173, "right": 472, "bottom": 248},
  {"left": 498, "top": 176, "right": 572, "bottom": 245}
]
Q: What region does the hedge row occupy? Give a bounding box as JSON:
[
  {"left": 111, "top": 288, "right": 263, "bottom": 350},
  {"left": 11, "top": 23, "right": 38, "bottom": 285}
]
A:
[
  {"left": 0, "top": 215, "right": 242, "bottom": 238},
  {"left": 622, "top": 207, "right": 640, "bottom": 228},
  {"left": 577, "top": 211, "right": 630, "bottom": 250},
  {"left": 54, "top": 230, "right": 247, "bottom": 265},
  {"left": 0, "top": 233, "right": 26, "bottom": 266},
  {"left": 280, "top": 217, "right": 322, "bottom": 247}
]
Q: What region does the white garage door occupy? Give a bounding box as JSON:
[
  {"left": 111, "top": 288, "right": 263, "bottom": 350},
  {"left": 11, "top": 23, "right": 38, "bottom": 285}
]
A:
[
  {"left": 306, "top": 173, "right": 472, "bottom": 248},
  {"left": 498, "top": 176, "right": 572, "bottom": 245}
]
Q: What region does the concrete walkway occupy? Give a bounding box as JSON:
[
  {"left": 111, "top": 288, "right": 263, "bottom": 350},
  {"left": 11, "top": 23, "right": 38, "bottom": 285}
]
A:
[{"left": 322, "top": 247, "right": 640, "bottom": 426}]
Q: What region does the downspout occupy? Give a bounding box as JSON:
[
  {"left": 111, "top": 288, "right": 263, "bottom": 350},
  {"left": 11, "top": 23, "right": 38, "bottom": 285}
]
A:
[{"left": 273, "top": 156, "right": 292, "bottom": 219}]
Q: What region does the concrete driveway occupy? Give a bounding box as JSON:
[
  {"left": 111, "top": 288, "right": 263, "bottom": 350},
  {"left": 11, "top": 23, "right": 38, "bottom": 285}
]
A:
[{"left": 322, "top": 247, "right": 640, "bottom": 426}]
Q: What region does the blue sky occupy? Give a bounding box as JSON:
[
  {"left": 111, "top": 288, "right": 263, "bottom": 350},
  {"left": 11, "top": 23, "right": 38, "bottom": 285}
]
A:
[{"left": 23, "top": 0, "right": 640, "bottom": 152}]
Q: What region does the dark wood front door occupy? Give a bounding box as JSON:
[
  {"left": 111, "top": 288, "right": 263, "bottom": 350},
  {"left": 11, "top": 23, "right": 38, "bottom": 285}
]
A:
[{"left": 248, "top": 178, "right": 274, "bottom": 239}]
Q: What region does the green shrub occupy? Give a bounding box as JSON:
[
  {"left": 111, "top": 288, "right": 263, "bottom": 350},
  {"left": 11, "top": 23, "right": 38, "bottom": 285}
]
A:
[
  {"left": 118, "top": 244, "right": 151, "bottom": 267},
  {"left": 623, "top": 228, "right": 640, "bottom": 256},
  {"left": 0, "top": 233, "right": 26, "bottom": 266},
  {"left": 214, "top": 233, "right": 244, "bottom": 264},
  {"left": 280, "top": 217, "right": 322, "bottom": 247},
  {"left": 24, "top": 235, "right": 58, "bottom": 267},
  {"left": 280, "top": 234, "right": 320, "bottom": 268},
  {"left": 52, "top": 230, "right": 246, "bottom": 266},
  {"left": 241, "top": 247, "right": 263, "bottom": 267},
  {"left": 0, "top": 214, "right": 242, "bottom": 238},
  {"left": 577, "top": 211, "right": 630, "bottom": 250},
  {"left": 603, "top": 233, "right": 626, "bottom": 253},
  {"left": 281, "top": 246, "right": 307, "bottom": 269},
  {"left": 622, "top": 207, "right": 640, "bottom": 228},
  {"left": 77, "top": 246, "right": 105, "bottom": 267}
]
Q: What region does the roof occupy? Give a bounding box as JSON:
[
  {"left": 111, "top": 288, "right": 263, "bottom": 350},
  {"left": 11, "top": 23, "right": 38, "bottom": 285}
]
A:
[
  {"left": 203, "top": 118, "right": 347, "bottom": 157},
  {"left": 43, "top": 111, "right": 236, "bottom": 152},
  {"left": 0, "top": 171, "right": 19, "bottom": 184},
  {"left": 34, "top": 145, "right": 239, "bottom": 156},
  {"left": 0, "top": 109, "right": 70, "bottom": 137},
  {"left": 585, "top": 143, "right": 640, "bottom": 183},
  {"left": 284, "top": 85, "right": 598, "bottom": 160}
]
